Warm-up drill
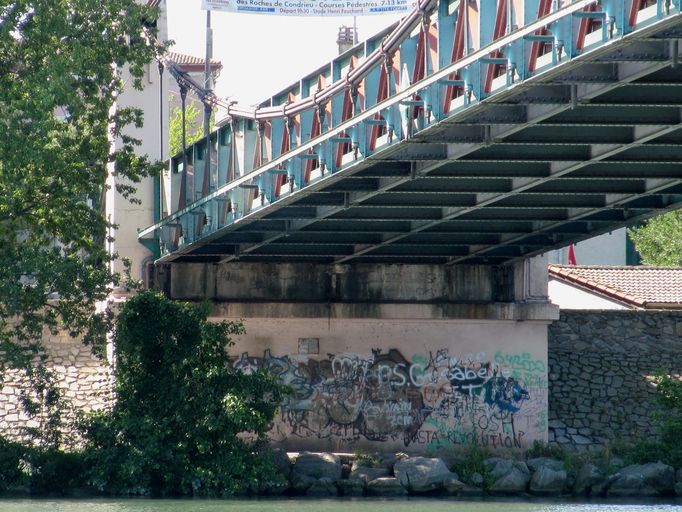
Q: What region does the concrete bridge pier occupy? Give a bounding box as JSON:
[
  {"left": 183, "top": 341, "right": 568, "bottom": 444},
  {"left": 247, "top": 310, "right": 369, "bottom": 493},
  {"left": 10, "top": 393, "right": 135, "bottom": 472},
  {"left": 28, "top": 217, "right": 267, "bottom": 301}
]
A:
[{"left": 157, "top": 255, "right": 557, "bottom": 453}]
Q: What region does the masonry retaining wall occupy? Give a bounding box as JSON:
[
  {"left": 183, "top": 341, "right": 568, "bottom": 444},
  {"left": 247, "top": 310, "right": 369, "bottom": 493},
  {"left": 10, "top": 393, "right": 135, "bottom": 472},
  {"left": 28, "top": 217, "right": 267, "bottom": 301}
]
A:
[
  {"left": 548, "top": 310, "right": 682, "bottom": 452},
  {"left": 0, "top": 329, "right": 113, "bottom": 445}
]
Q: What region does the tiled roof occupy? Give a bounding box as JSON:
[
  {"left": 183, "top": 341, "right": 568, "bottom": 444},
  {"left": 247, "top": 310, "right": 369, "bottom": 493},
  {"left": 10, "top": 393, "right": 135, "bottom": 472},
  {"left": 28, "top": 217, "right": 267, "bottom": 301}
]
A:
[
  {"left": 167, "top": 51, "right": 223, "bottom": 72},
  {"left": 548, "top": 265, "right": 682, "bottom": 308}
]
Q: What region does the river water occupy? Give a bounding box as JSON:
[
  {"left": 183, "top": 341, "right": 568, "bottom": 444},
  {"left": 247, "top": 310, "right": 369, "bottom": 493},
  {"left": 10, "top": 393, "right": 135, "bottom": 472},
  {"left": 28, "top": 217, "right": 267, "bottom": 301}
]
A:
[{"left": 2, "top": 499, "right": 682, "bottom": 512}]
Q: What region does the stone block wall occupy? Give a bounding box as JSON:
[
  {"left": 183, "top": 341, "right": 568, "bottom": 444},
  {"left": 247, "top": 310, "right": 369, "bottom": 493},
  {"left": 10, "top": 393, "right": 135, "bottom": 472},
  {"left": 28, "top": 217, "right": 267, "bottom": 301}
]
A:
[
  {"left": 0, "top": 329, "right": 113, "bottom": 445},
  {"left": 548, "top": 311, "right": 682, "bottom": 452}
]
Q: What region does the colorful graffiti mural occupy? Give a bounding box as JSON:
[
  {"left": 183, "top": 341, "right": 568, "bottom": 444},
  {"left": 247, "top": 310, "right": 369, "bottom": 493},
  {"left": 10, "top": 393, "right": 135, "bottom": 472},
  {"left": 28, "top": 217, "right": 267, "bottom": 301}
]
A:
[{"left": 233, "top": 347, "right": 546, "bottom": 450}]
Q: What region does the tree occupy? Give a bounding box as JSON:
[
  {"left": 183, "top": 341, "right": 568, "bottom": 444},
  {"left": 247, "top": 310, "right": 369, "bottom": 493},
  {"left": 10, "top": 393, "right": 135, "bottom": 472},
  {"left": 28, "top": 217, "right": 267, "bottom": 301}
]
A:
[
  {"left": 83, "top": 292, "right": 287, "bottom": 496},
  {"left": 168, "top": 99, "right": 214, "bottom": 157},
  {"left": 628, "top": 210, "right": 682, "bottom": 266},
  {"left": 0, "top": 1, "right": 163, "bottom": 368}
]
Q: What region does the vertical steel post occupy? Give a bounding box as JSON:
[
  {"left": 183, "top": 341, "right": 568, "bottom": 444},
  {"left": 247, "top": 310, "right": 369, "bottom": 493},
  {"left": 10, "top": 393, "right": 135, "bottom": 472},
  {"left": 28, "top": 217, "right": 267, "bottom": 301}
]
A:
[
  {"left": 155, "top": 61, "right": 164, "bottom": 224},
  {"left": 180, "top": 84, "right": 188, "bottom": 209},
  {"left": 203, "top": 10, "right": 213, "bottom": 198}
]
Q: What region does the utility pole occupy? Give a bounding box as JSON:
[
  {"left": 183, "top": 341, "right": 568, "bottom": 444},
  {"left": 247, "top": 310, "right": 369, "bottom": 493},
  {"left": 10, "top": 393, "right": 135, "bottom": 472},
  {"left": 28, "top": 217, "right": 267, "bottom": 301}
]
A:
[
  {"left": 204, "top": 10, "right": 213, "bottom": 137},
  {"left": 203, "top": 10, "right": 213, "bottom": 198}
]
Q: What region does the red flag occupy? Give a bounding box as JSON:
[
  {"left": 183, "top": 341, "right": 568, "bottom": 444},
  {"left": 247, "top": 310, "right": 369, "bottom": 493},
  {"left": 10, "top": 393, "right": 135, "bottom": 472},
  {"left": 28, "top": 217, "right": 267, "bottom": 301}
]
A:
[{"left": 567, "top": 244, "right": 577, "bottom": 265}]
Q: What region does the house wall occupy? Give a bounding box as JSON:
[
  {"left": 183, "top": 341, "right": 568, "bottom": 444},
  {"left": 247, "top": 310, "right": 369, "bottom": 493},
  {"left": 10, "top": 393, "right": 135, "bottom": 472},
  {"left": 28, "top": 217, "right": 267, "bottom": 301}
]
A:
[
  {"left": 547, "top": 229, "right": 628, "bottom": 265},
  {"left": 107, "top": 0, "right": 169, "bottom": 283},
  {"left": 548, "top": 310, "right": 682, "bottom": 451},
  {"left": 548, "top": 278, "right": 630, "bottom": 310}
]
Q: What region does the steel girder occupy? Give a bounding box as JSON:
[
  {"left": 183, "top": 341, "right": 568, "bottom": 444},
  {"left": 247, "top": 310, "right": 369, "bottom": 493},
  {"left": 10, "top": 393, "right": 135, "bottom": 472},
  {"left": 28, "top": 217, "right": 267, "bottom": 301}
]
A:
[{"left": 140, "top": 0, "right": 682, "bottom": 265}]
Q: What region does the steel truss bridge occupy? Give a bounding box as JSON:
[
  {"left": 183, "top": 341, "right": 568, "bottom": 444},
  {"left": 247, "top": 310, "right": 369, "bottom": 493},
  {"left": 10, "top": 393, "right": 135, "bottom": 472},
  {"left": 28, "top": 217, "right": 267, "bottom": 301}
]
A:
[{"left": 140, "top": 0, "right": 682, "bottom": 266}]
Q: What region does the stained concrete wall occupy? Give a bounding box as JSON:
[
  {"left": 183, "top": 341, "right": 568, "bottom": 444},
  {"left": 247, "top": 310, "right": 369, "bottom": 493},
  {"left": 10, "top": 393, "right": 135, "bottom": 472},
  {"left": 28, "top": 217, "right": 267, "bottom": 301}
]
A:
[
  {"left": 170, "top": 262, "right": 497, "bottom": 303},
  {"left": 168, "top": 259, "right": 558, "bottom": 321},
  {"left": 173, "top": 258, "right": 555, "bottom": 453},
  {"left": 225, "top": 316, "right": 550, "bottom": 454},
  {"left": 548, "top": 310, "right": 682, "bottom": 451}
]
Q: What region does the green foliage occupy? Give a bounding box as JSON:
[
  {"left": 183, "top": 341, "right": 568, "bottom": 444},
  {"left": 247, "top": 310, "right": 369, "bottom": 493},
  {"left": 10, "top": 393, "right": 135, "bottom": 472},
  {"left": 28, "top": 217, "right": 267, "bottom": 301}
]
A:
[
  {"left": 24, "top": 448, "right": 86, "bottom": 495},
  {"left": 0, "top": 439, "right": 87, "bottom": 495},
  {"left": 81, "top": 292, "right": 287, "bottom": 496},
  {"left": 526, "top": 441, "right": 583, "bottom": 475},
  {"left": 0, "top": 438, "right": 27, "bottom": 493},
  {"left": 615, "top": 439, "right": 667, "bottom": 466},
  {"left": 0, "top": 0, "right": 164, "bottom": 375},
  {"left": 168, "top": 100, "right": 214, "bottom": 157},
  {"left": 450, "top": 443, "right": 491, "bottom": 487},
  {"left": 628, "top": 210, "right": 682, "bottom": 266},
  {"left": 352, "top": 450, "right": 380, "bottom": 468},
  {"left": 610, "top": 373, "right": 682, "bottom": 468},
  {"left": 651, "top": 373, "right": 682, "bottom": 467},
  {"left": 526, "top": 440, "right": 565, "bottom": 459},
  {"left": 17, "top": 363, "right": 64, "bottom": 449}
]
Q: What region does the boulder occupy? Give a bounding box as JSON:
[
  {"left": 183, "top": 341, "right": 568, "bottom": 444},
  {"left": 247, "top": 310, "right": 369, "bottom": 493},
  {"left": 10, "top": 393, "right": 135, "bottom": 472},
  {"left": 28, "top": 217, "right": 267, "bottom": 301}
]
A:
[
  {"left": 469, "top": 472, "right": 485, "bottom": 486},
  {"left": 458, "top": 484, "right": 486, "bottom": 497},
  {"left": 529, "top": 465, "right": 567, "bottom": 496},
  {"left": 623, "top": 462, "right": 675, "bottom": 493},
  {"left": 380, "top": 452, "right": 406, "bottom": 470},
  {"left": 394, "top": 456, "right": 458, "bottom": 493},
  {"left": 675, "top": 482, "right": 682, "bottom": 497},
  {"left": 290, "top": 473, "right": 317, "bottom": 493},
  {"left": 367, "top": 477, "right": 408, "bottom": 497},
  {"left": 336, "top": 479, "right": 365, "bottom": 497},
  {"left": 609, "top": 456, "right": 626, "bottom": 470},
  {"left": 606, "top": 473, "right": 659, "bottom": 498},
  {"left": 443, "top": 477, "right": 467, "bottom": 495},
  {"left": 258, "top": 477, "right": 290, "bottom": 496},
  {"left": 573, "top": 462, "right": 604, "bottom": 496},
  {"left": 485, "top": 458, "right": 531, "bottom": 494},
  {"left": 606, "top": 463, "right": 676, "bottom": 497},
  {"left": 349, "top": 466, "right": 390, "bottom": 483},
  {"left": 270, "top": 448, "right": 292, "bottom": 474},
  {"left": 291, "top": 452, "right": 342, "bottom": 480},
  {"left": 526, "top": 457, "right": 564, "bottom": 472},
  {"left": 306, "top": 477, "right": 338, "bottom": 497}
]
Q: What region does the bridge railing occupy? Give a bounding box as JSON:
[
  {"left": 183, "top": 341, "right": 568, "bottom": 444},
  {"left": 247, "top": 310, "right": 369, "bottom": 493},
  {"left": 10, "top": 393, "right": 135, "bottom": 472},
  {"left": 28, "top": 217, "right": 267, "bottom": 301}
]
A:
[{"left": 140, "top": 0, "right": 679, "bottom": 260}]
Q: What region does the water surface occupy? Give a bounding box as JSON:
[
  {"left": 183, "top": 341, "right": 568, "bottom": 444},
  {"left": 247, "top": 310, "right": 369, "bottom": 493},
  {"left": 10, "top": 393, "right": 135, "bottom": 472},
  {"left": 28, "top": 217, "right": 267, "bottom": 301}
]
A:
[{"left": 2, "top": 499, "right": 682, "bottom": 512}]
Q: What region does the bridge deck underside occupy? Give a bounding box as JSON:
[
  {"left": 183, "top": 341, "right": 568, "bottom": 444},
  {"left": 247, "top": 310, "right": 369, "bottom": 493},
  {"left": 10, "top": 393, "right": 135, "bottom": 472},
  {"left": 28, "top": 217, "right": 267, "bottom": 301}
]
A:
[{"left": 170, "top": 26, "right": 682, "bottom": 265}]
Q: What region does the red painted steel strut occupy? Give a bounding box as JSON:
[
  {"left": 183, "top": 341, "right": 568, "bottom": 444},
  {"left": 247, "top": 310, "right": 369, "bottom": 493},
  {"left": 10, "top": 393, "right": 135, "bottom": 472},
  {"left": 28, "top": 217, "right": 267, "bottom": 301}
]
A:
[
  {"left": 484, "top": 0, "right": 509, "bottom": 94},
  {"left": 369, "top": 61, "right": 390, "bottom": 151},
  {"left": 334, "top": 86, "right": 355, "bottom": 169},
  {"left": 443, "top": 0, "right": 467, "bottom": 114},
  {"left": 629, "top": 0, "right": 657, "bottom": 27},
  {"left": 576, "top": 2, "right": 599, "bottom": 51},
  {"left": 304, "top": 75, "right": 326, "bottom": 184},
  {"left": 527, "top": 0, "right": 554, "bottom": 73}
]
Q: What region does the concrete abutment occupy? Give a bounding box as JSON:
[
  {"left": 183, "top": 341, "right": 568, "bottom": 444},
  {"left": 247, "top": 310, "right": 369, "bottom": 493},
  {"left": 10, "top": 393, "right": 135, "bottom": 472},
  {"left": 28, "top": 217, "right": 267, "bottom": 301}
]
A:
[{"left": 161, "top": 256, "right": 556, "bottom": 453}]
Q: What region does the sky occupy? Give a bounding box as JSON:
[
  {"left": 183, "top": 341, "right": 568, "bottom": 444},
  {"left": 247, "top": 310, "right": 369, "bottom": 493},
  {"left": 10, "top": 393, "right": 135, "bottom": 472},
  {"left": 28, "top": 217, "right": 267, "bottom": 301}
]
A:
[{"left": 166, "top": 0, "right": 404, "bottom": 106}]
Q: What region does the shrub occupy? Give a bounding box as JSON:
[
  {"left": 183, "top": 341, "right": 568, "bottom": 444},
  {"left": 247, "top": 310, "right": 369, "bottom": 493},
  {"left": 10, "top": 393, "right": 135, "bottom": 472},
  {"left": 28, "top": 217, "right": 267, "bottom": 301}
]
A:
[
  {"left": 81, "top": 292, "right": 287, "bottom": 496},
  {"left": 0, "top": 438, "right": 27, "bottom": 493},
  {"left": 25, "top": 448, "right": 86, "bottom": 495},
  {"left": 651, "top": 373, "right": 682, "bottom": 467},
  {"left": 450, "top": 443, "right": 491, "bottom": 487}
]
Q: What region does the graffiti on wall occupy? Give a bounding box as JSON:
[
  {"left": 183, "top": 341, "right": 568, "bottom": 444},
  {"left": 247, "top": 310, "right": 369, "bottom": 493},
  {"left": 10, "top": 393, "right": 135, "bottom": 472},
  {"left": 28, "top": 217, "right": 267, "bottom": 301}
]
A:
[{"left": 234, "top": 348, "right": 546, "bottom": 449}]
